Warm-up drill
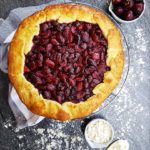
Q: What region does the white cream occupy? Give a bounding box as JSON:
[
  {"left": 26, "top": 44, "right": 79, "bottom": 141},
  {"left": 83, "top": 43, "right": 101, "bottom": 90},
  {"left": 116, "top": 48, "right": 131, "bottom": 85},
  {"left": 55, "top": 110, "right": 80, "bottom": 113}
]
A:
[
  {"left": 85, "top": 119, "right": 113, "bottom": 144},
  {"left": 107, "top": 140, "right": 129, "bottom": 150}
]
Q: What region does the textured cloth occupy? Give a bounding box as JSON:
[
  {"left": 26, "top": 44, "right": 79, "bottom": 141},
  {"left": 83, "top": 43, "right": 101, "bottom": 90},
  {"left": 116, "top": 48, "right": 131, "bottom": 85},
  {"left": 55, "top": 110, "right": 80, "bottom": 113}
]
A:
[{"left": 0, "top": 0, "right": 71, "bottom": 129}]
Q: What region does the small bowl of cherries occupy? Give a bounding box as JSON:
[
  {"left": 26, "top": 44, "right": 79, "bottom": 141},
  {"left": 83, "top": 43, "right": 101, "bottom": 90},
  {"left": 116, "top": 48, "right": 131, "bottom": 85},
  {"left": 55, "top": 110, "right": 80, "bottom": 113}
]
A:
[{"left": 109, "top": 0, "right": 145, "bottom": 23}]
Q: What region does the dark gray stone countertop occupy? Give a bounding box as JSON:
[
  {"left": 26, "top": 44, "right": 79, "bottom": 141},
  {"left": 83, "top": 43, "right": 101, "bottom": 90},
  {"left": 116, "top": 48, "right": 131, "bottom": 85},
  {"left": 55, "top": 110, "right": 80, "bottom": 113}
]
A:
[{"left": 0, "top": 0, "right": 150, "bottom": 150}]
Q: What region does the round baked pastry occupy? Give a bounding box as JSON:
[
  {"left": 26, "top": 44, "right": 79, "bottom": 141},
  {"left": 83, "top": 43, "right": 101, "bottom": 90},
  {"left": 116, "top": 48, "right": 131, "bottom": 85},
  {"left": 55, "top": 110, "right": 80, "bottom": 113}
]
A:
[{"left": 8, "top": 4, "right": 124, "bottom": 121}]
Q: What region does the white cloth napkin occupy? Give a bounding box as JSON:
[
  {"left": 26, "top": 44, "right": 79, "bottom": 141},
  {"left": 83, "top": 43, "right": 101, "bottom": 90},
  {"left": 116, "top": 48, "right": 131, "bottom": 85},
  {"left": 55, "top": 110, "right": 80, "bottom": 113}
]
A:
[{"left": 9, "top": 86, "right": 44, "bottom": 129}]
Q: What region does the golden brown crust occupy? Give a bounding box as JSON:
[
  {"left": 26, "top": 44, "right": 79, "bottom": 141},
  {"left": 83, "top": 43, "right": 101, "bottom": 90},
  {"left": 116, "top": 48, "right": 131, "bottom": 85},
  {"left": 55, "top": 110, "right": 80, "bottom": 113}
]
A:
[{"left": 8, "top": 4, "right": 124, "bottom": 121}]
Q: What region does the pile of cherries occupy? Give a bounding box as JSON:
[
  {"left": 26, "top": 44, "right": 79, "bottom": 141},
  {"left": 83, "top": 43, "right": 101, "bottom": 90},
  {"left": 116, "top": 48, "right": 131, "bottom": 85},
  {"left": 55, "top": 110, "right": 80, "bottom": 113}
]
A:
[
  {"left": 112, "top": 0, "right": 144, "bottom": 21},
  {"left": 24, "top": 20, "right": 109, "bottom": 104}
]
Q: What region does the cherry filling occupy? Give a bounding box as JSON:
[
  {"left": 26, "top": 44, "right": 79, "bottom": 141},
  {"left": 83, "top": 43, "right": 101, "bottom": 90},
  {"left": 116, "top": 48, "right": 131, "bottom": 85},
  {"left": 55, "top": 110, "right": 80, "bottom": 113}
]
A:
[{"left": 24, "top": 20, "right": 110, "bottom": 104}]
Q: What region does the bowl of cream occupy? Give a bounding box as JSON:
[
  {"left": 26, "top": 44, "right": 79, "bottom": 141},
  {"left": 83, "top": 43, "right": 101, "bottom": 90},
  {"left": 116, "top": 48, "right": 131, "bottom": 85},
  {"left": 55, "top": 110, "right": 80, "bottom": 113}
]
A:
[{"left": 84, "top": 119, "right": 114, "bottom": 149}]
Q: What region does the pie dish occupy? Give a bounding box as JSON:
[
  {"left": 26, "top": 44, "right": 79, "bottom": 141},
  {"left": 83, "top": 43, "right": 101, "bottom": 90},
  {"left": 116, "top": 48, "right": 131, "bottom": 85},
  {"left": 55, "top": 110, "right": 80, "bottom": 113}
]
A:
[{"left": 8, "top": 4, "right": 124, "bottom": 121}]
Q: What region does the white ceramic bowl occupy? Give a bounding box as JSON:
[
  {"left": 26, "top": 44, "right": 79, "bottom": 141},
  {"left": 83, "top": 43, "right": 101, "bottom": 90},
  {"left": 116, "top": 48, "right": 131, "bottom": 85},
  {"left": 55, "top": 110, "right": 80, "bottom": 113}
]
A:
[
  {"left": 84, "top": 119, "right": 114, "bottom": 149},
  {"left": 109, "top": 0, "right": 146, "bottom": 23}
]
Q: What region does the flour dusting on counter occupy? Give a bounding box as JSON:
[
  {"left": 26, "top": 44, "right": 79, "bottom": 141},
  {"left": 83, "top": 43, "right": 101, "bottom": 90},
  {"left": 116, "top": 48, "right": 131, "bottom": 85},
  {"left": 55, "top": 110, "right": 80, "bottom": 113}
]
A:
[{"left": 14, "top": 120, "right": 90, "bottom": 150}]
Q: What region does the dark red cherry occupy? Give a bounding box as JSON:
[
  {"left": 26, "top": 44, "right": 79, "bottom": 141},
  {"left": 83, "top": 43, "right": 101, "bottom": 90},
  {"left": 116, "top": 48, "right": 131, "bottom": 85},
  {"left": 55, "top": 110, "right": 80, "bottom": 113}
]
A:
[
  {"left": 114, "top": 6, "right": 124, "bottom": 16},
  {"left": 123, "top": 0, "right": 134, "bottom": 9},
  {"left": 112, "top": 0, "right": 122, "bottom": 5},
  {"left": 124, "top": 10, "right": 134, "bottom": 20},
  {"left": 24, "top": 66, "right": 30, "bottom": 73},
  {"left": 133, "top": 2, "right": 144, "bottom": 15}
]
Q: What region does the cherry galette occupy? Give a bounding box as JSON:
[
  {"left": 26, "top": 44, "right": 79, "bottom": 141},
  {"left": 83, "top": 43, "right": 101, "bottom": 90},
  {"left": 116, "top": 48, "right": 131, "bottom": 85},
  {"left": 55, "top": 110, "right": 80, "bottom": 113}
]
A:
[{"left": 8, "top": 4, "right": 124, "bottom": 120}]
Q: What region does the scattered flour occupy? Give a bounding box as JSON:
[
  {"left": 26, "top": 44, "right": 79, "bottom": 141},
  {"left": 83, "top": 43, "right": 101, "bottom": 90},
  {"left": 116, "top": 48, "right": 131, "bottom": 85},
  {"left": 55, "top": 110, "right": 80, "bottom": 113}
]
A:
[
  {"left": 134, "top": 28, "right": 148, "bottom": 52},
  {"left": 3, "top": 118, "right": 13, "bottom": 129},
  {"left": 17, "top": 135, "right": 24, "bottom": 139},
  {"left": 37, "top": 128, "right": 45, "bottom": 134}
]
